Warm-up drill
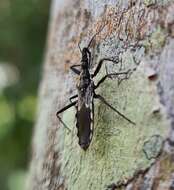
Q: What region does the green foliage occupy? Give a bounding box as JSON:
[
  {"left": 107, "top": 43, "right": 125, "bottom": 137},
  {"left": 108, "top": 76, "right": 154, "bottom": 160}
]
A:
[
  {"left": 17, "top": 95, "right": 37, "bottom": 122},
  {"left": 8, "top": 170, "right": 27, "bottom": 190},
  {"left": 0, "top": 96, "right": 14, "bottom": 140},
  {"left": 0, "top": 0, "right": 50, "bottom": 189}
]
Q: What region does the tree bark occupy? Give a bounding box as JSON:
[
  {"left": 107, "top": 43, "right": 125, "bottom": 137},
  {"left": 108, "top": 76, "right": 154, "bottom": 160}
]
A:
[{"left": 27, "top": 0, "right": 174, "bottom": 190}]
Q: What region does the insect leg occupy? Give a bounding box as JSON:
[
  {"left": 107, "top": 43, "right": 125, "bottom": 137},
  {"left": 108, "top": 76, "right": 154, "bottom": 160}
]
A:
[
  {"left": 56, "top": 101, "right": 77, "bottom": 131},
  {"left": 94, "top": 94, "right": 135, "bottom": 125},
  {"left": 69, "top": 94, "right": 78, "bottom": 103},
  {"left": 70, "top": 65, "right": 81, "bottom": 75},
  {"left": 92, "top": 58, "right": 118, "bottom": 78},
  {"left": 57, "top": 101, "right": 77, "bottom": 115},
  {"left": 95, "top": 70, "right": 130, "bottom": 89}
]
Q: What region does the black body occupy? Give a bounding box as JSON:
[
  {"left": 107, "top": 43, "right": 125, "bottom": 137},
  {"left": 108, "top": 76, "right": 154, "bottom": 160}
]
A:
[
  {"left": 75, "top": 48, "right": 94, "bottom": 150},
  {"left": 56, "top": 31, "right": 135, "bottom": 150}
]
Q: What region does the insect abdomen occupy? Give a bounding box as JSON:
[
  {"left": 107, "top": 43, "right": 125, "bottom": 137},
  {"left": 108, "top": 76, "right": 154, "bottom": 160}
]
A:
[{"left": 76, "top": 103, "right": 93, "bottom": 150}]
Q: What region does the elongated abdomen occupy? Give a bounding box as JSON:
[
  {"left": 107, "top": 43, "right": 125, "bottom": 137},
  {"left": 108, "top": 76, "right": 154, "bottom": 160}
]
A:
[{"left": 76, "top": 103, "right": 93, "bottom": 150}]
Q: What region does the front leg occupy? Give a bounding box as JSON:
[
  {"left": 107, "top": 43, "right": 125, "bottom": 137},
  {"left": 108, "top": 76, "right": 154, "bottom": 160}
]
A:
[
  {"left": 92, "top": 58, "right": 119, "bottom": 78},
  {"left": 95, "top": 70, "right": 130, "bottom": 89}
]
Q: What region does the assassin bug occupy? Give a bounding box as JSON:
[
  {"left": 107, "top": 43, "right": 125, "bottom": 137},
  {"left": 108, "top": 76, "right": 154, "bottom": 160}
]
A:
[{"left": 56, "top": 26, "right": 135, "bottom": 150}]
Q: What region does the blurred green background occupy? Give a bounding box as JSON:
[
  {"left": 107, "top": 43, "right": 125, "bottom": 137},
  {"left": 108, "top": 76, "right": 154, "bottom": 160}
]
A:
[{"left": 0, "top": 0, "right": 50, "bottom": 189}]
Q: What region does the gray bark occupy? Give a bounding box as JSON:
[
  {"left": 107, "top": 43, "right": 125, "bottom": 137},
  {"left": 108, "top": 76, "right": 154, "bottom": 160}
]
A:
[{"left": 27, "top": 0, "right": 174, "bottom": 190}]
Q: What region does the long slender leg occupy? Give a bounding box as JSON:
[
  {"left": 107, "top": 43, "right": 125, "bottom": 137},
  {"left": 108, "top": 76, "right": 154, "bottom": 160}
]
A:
[
  {"left": 56, "top": 101, "right": 77, "bottom": 131},
  {"left": 70, "top": 65, "right": 81, "bottom": 75},
  {"left": 69, "top": 94, "right": 78, "bottom": 103},
  {"left": 95, "top": 70, "right": 130, "bottom": 89},
  {"left": 56, "top": 101, "right": 77, "bottom": 116},
  {"left": 92, "top": 58, "right": 119, "bottom": 78},
  {"left": 94, "top": 94, "right": 135, "bottom": 125}
]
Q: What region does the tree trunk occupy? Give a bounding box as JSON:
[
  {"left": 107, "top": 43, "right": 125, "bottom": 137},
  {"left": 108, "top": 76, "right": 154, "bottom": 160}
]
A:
[{"left": 27, "top": 0, "right": 174, "bottom": 190}]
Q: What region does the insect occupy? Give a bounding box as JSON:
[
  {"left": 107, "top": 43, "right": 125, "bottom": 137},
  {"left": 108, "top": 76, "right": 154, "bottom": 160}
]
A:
[{"left": 56, "top": 26, "right": 135, "bottom": 150}]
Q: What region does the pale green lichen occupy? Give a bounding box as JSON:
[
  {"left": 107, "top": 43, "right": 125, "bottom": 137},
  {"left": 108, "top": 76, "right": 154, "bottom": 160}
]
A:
[
  {"left": 143, "top": 135, "right": 163, "bottom": 160},
  {"left": 151, "top": 27, "right": 166, "bottom": 50},
  {"left": 57, "top": 49, "right": 169, "bottom": 190},
  {"left": 143, "top": 26, "right": 166, "bottom": 54},
  {"left": 144, "top": 0, "right": 174, "bottom": 6},
  {"left": 144, "top": 0, "right": 156, "bottom": 6}
]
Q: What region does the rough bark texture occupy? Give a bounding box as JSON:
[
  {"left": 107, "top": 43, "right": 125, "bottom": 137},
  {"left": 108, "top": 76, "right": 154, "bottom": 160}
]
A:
[{"left": 27, "top": 0, "right": 174, "bottom": 190}]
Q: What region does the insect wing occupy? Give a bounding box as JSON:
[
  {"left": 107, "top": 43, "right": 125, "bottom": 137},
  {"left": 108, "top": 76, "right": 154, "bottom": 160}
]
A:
[
  {"left": 76, "top": 99, "right": 93, "bottom": 150},
  {"left": 85, "top": 85, "right": 93, "bottom": 107}
]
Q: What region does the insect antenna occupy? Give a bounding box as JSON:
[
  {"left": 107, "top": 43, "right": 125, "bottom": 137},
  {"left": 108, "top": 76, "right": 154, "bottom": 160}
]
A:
[
  {"left": 87, "top": 22, "right": 107, "bottom": 49},
  {"left": 78, "top": 42, "right": 82, "bottom": 53}
]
